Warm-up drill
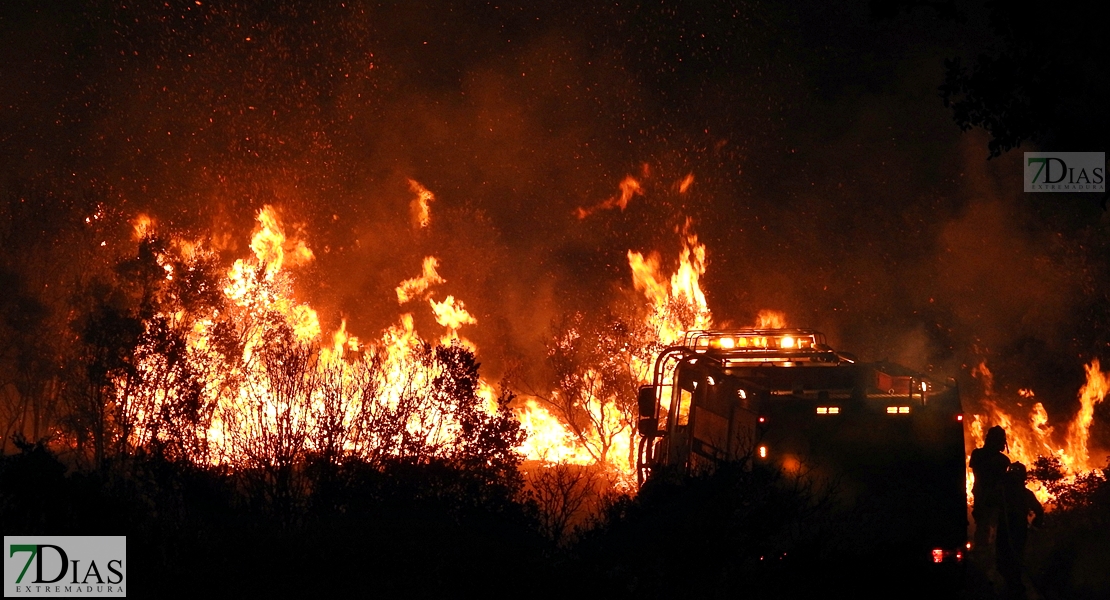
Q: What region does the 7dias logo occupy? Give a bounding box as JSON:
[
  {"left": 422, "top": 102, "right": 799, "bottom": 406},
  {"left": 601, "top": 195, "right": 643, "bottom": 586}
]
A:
[
  {"left": 4, "top": 536, "right": 125, "bottom": 597},
  {"left": 1024, "top": 152, "right": 1105, "bottom": 192}
]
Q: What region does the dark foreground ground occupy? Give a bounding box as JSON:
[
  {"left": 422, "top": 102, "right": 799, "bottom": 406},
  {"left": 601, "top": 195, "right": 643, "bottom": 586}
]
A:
[{"left": 3, "top": 444, "right": 1107, "bottom": 599}]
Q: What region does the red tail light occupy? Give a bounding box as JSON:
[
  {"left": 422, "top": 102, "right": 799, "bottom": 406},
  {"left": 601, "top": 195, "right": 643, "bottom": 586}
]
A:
[{"left": 932, "top": 548, "right": 964, "bottom": 564}]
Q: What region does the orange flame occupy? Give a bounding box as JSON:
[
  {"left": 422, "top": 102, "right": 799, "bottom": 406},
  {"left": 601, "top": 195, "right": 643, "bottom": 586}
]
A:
[
  {"left": 513, "top": 219, "right": 712, "bottom": 485},
  {"left": 429, "top": 295, "right": 477, "bottom": 348},
  {"left": 968, "top": 359, "right": 1109, "bottom": 506},
  {"left": 121, "top": 203, "right": 708, "bottom": 487},
  {"left": 248, "top": 205, "right": 314, "bottom": 279},
  {"left": 756, "top": 309, "right": 786, "bottom": 329},
  {"left": 574, "top": 175, "right": 643, "bottom": 219},
  {"left": 396, "top": 256, "right": 445, "bottom": 303},
  {"left": 1067, "top": 360, "right": 1109, "bottom": 468},
  {"left": 132, "top": 214, "right": 154, "bottom": 240},
  {"left": 628, "top": 218, "right": 711, "bottom": 346},
  {"left": 123, "top": 207, "right": 501, "bottom": 468},
  {"left": 409, "top": 179, "right": 435, "bottom": 229}
]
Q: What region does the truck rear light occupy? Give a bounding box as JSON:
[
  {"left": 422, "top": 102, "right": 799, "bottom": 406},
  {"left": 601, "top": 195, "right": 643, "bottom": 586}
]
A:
[
  {"left": 931, "top": 548, "right": 964, "bottom": 564},
  {"left": 957, "top": 414, "right": 964, "bottom": 422},
  {"left": 758, "top": 445, "right": 767, "bottom": 459}
]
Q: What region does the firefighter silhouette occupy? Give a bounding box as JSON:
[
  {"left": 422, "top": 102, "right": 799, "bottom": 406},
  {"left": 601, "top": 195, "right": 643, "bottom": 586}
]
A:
[
  {"left": 969, "top": 425, "right": 1010, "bottom": 549},
  {"left": 996, "top": 462, "right": 1044, "bottom": 599}
]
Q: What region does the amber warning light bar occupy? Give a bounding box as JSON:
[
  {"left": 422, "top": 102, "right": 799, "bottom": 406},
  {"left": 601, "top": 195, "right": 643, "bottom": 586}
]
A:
[{"left": 682, "top": 329, "right": 827, "bottom": 352}]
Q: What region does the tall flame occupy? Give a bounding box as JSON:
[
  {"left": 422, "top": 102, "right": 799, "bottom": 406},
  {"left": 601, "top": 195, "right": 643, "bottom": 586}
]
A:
[
  {"left": 512, "top": 218, "right": 712, "bottom": 484},
  {"left": 1066, "top": 360, "right": 1109, "bottom": 468},
  {"left": 628, "top": 218, "right": 711, "bottom": 346}
]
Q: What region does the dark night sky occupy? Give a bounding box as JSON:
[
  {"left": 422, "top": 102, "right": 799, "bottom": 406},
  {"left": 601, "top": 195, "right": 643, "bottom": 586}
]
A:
[{"left": 2, "top": 1, "right": 1108, "bottom": 437}]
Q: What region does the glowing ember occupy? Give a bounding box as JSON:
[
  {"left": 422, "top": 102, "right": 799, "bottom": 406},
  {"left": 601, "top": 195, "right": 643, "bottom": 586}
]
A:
[{"left": 677, "top": 173, "right": 695, "bottom": 194}]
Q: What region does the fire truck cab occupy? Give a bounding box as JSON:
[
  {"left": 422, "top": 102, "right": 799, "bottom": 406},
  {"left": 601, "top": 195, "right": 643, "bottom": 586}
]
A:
[{"left": 636, "top": 329, "right": 967, "bottom": 568}]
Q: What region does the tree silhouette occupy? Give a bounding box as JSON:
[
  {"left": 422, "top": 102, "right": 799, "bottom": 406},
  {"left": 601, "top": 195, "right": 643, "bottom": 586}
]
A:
[
  {"left": 541, "top": 310, "right": 650, "bottom": 468},
  {"left": 0, "top": 185, "right": 114, "bottom": 455},
  {"left": 0, "top": 270, "right": 64, "bottom": 451},
  {"left": 940, "top": 2, "right": 1107, "bottom": 157}
]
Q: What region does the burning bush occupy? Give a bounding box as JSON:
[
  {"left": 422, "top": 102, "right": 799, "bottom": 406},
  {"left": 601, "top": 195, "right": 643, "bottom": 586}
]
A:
[
  {"left": 1025, "top": 456, "right": 1110, "bottom": 599},
  {"left": 39, "top": 209, "right": 526, "bottom": 492},
  {"left": 1030, "top": 455, "right": 1108, "bottom": 512},
  {"left": 967, "top": 360, "right": 1109, "bottom": 507}
]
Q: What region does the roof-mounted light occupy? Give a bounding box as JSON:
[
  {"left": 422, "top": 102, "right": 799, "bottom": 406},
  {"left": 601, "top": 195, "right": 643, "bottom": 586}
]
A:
[{"left": 684, "top": 329, "right": 826, "bottom": 354}]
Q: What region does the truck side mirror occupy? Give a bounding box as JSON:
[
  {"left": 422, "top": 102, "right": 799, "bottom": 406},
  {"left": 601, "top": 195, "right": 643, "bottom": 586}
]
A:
[
  {"left": 637, "top": 417, "right": 659, "bottom": 437},
  {"left": 637, "top": 386, "right": 657, "bottom": 419}
]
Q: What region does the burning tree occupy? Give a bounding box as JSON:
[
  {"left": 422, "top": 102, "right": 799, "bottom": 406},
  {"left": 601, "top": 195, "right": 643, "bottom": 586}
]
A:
[
  {"left": 539, "top": 311, "right": 647, "bottom": 470},
  {"left": 49, "top": 207, "right": 525, "bottom": 496},
  {"left": 513, "top": 217, "right": 716, "bottom": 486}
]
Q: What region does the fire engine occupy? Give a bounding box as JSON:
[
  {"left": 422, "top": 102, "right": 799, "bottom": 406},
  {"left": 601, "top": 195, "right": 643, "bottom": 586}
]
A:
[{"left": 635, "top": 328, "right": 967, "bottom": 568}]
